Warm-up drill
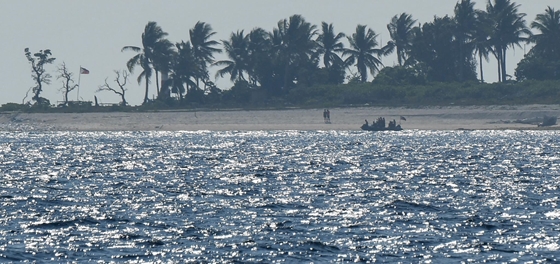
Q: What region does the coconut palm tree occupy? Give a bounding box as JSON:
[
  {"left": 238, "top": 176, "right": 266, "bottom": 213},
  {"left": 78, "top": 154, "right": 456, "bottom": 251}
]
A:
[
  {"left": 344, "top": 25, "right": 390, "bottom": 82},
  {"left": 317, "top": 22, "right": 345, "bottom": 69},
  {"left": 170, "top": 41, "right": 201, "bottom": 100},
  {"left": 123, "top": 51, "right": 151, "bottom": 103},
  {"left": 151, "top": 39, "right": 175, "bottom": 98},
  {"left": 515, "top": 7, "right": 560, "bottom": 81},
  {"left": 486, "top": 0, "right": 531, "bottom": 82},
  {"left": 189, "top": 21, "right": 221, "bottom": 88},
  {"left": 386, "top": 13, "right": 417, "bottom": 66},
  {"left": 122, "top": 21, "right": 171, "bottom": 104},
  {"left": 273, "top": 15, "right": 318, "bottom": 60},
  {"left": 530, "top": 6, "right": 560, "bottom": 59},
  {"left": 455, "top": 0, "right": 478, "bottom": 44},
  {"left": 473, "top": 10, "right": 494, "bottom": 82},
  {"left": 246, "top": 27, "right": 274, "bottom": 87},
  {"left": 214, "top": 30, "right": 250, "bottom": 82},
  {"left": 272, "top": 15, "right": 318, "bottom": 91},
  {"left": 454, "top": 0, "right": 478, "bottom": 81},
  {"left": 409, "top": 16, "right": 465, "bottom": 82}
]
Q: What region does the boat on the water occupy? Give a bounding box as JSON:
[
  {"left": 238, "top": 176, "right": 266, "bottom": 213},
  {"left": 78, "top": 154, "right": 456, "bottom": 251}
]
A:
[{"left": 361, "top": 117, "right": 403, "bottom": 131}]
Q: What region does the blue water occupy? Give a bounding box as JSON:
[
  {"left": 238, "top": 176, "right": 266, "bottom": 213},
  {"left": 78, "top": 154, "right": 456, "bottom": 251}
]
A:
[{"left": 1, "top": 130, "right": 560, "bottom": 263}]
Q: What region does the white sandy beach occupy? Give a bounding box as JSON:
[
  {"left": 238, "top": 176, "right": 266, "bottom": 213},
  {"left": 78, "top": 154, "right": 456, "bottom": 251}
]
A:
[{"left": 1, "top": 105, "right": 559, "bottom": 131}]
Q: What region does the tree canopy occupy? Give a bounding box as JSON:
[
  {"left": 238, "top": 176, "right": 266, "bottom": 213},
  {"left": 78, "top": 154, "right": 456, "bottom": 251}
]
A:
[{"left": 17, "top": 1, "right": 560, "bottom": 110}]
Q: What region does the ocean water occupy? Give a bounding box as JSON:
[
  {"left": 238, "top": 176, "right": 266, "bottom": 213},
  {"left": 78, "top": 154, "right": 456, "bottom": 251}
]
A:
[{"left": 1, "top": 130, "right": 560, "bottom": 263}]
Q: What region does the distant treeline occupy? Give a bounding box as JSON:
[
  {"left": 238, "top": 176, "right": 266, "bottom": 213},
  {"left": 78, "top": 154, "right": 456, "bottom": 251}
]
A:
[{"left": 14, "top": 0, "right": 560, "bottom": 111}]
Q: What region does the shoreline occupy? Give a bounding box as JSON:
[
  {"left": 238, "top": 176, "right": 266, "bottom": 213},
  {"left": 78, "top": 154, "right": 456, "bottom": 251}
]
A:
[{"left": 1, "top": 104, "right": 559, "bottom": 131}]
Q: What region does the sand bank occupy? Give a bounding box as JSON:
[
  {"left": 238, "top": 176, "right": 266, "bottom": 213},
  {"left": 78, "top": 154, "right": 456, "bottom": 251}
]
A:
[{"left": 1, "top": 105, "right": 559, "bottom": 131}]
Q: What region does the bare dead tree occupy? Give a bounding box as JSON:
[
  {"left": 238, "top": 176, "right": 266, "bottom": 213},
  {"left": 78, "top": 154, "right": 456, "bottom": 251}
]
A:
[
  {"left": 57, "top": 62, "right": 78, "bottom": 106},
  {"left": 97, "top": 70, "right": 129, "bottom": 106}
]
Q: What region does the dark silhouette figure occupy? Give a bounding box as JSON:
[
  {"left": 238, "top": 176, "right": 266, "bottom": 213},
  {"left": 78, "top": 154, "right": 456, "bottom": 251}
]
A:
[{"left": 362, "top": 116, "right": 403, "bottom": 131}]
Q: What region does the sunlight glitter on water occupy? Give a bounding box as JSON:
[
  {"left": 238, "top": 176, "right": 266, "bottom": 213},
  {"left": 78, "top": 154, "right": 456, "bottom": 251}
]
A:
[{"left": 1, "top": 130, "right": 560, "bottom": 262}]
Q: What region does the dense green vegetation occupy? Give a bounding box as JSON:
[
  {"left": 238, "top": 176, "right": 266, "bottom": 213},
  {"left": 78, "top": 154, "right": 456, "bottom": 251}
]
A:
[{"left": 6, "top": 0, "right": 560, "bottom": 112}]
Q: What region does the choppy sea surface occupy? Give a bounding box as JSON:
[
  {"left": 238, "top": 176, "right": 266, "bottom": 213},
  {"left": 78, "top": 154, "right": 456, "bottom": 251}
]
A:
[{"left": 1, "top": 130, "right": 560, "bottom": 263}]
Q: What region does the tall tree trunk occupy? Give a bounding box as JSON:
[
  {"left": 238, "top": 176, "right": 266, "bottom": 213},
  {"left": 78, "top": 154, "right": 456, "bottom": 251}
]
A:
[
  {"left": 501, "top": 48, "right": 507, "bottom": 82},
  {"left": 179, "top": 83, "right": 184, "bottom": 101},
  {"left": 33, "top": 83, "right": 42, "bottom": 101},
  {"left": 497, "top": 49, "right": 502, "bottom": 82},
  {"left": 479, "top": 52, "right": 484, "bottom": 83},
  {"left": 155, "top": 70, "right": 160, "bottom": 98},
  {"left": 144, "top": 75, "right": 149, "bottom": 104},
  {"left": 397, "top": 47, "right": 403, "bottom": 66},
  {"left": 458, "top": 41, "right": 464, "bottom": 82}
]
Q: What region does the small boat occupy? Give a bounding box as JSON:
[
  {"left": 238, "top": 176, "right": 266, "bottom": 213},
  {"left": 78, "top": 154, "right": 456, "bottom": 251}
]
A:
[{"left": 361, "top": 117, "right": 403, "bottom": 131}]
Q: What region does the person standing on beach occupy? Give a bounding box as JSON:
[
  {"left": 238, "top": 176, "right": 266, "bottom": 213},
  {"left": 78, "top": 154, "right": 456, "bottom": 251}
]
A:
[
  {"left": 323, "top": 109, "right": 327, "bottom": 123},
  {"left": 326, "top": 109, "right": 330, "bottom": 123}
]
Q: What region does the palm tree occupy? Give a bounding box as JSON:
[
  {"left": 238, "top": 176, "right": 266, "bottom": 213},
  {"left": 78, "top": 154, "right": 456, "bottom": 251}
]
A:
[
  {"left": 386, "top": 13, "right": 417, "bottom": 66},
  {"left": 409, "top": 16, "right": 465, "bottom": 82},
  {"left": 151, "top": 39, "right": 175, "bottom": 98},
  {"left": 344, "top": 25, "right": 390, "bottom": 82},
  {"left": 123, "top": 51, "right": 151, "bottom": 103},
  {"left": 454, "top": 0, "right": 478, "bottom": 81},
  {"left": 189, "top": 21, "right": 221, "bottom": 88},
  {"left": 486, "top": 0, "right": 531, "bottom": 82},
  {"left": 272, "top": 15, "right": 318, "bottom": 91},
  {"left": 515, "top": 6, "right": 560, "bottom": 80},
  {"left": 122, "top": 21, "right": 171, "bottom": 104},
  {"left": 317, "top": 22, "right": 345, "bottom": 69},
  {"left": 530, "top": 6, "right": 560, "bottom": 59},
  {"left": 473, "top": 10, "right": 493, "bottom": 82},
  {"left": 455, "top": 0, "right": 478, "bottom": 44},
  {"left": 246, "top": 27, "right": 274, "bottom": 87},
  {"left": 170, "top": 41, "right": 201, "bottom": 100},
  {"left": 214, "top": 30, "right": 250, "bottom": 82}
]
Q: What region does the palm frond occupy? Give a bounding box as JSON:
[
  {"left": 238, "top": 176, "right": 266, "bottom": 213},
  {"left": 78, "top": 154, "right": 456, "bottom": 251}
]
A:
[{"left": 122, "top": 45, "right": 142, "bottom": 53}]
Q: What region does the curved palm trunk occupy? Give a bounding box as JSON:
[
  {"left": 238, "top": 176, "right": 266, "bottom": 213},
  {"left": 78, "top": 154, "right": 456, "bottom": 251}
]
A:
[
  {"left": 155, "top": 70, "right": 160, "bottom": 98},
  {"left": 478, "top": 52, "right": 485, "bottom": 83},
  {"left": 496, "top": 49, "right": 502, "bottom": 82},
  {"left": 501, "top": 48, "right": 507, "bottom": 82},
  {"left": 397, "top": 47, "right": 403, "bottom": 66},
  {"left": 458, "top": 42, "right": 464, "bottom": 82},
  {"left": 143, "top": 75, "right": 149, "bottom": 104}
]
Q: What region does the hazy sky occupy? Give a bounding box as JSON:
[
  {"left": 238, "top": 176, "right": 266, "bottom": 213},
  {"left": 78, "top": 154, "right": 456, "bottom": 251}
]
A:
[{"left": 1, "top": 0, "right": 557, "bottom": 106}]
